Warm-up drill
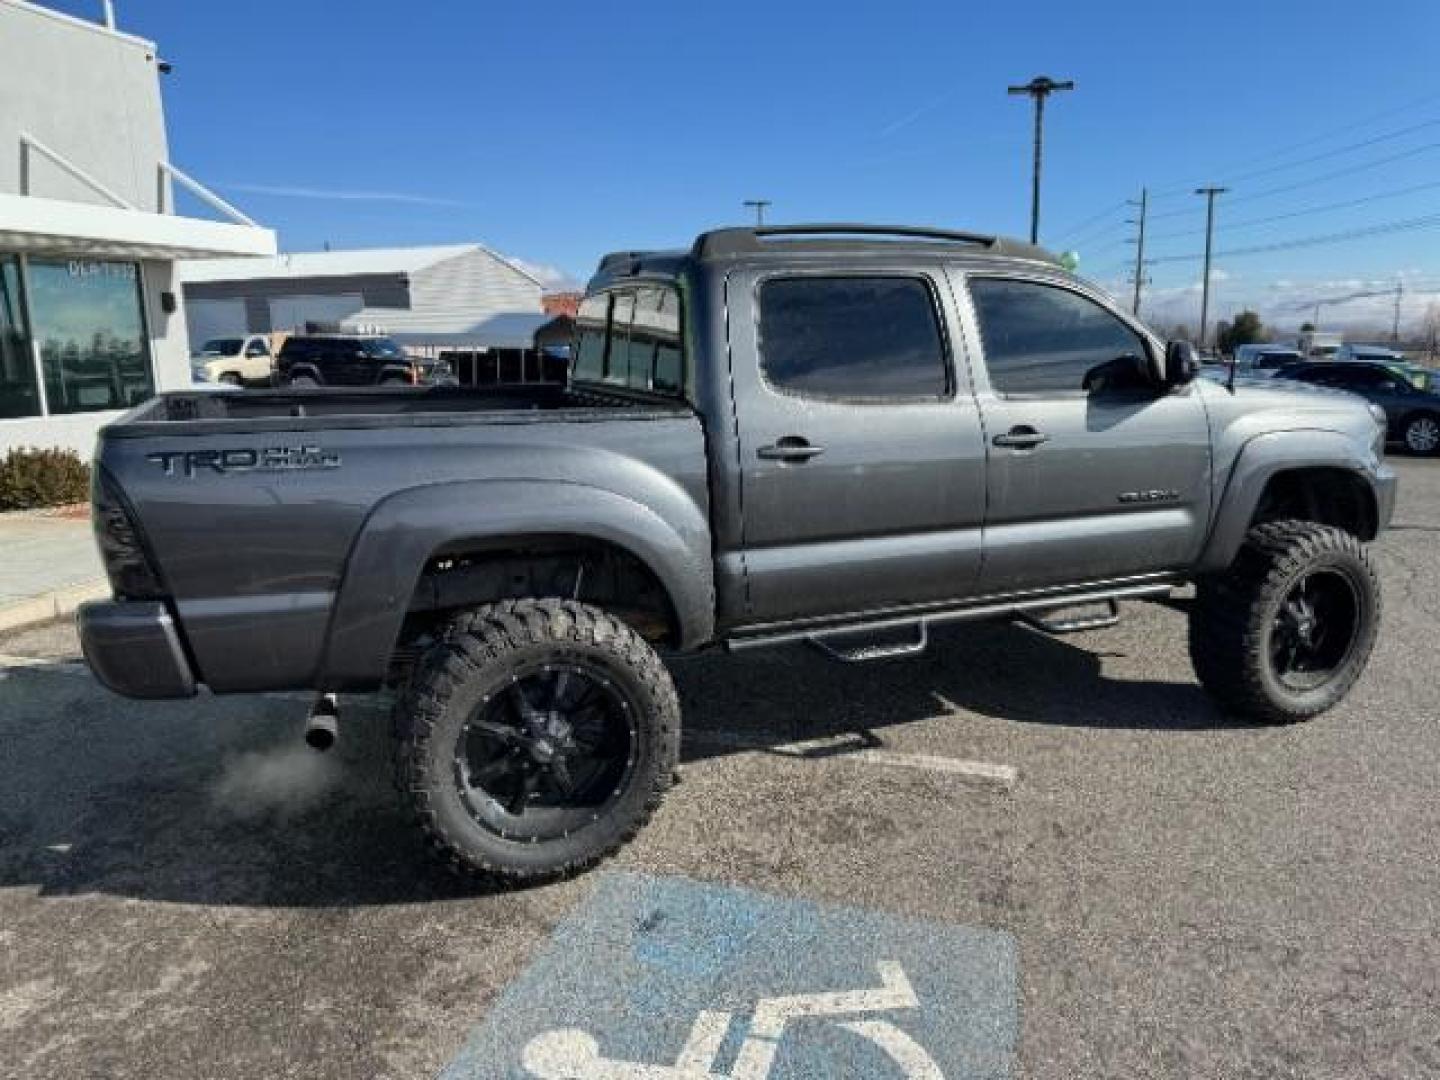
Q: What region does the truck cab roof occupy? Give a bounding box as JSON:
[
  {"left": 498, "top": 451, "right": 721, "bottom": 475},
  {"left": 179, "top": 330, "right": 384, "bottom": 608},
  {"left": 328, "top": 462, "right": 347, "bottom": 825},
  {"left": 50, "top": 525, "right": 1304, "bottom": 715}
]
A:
[{"left": 588, "top": 223, "right": 1063, "bottom": 291}]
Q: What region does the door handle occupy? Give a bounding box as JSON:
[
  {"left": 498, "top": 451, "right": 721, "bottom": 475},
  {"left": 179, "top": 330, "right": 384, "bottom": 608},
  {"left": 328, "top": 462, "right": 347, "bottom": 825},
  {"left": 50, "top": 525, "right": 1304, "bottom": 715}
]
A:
[
  {"left": 757, "top": 437, "right": 825, "bottom": 462},
  {"left": 992, "top": 426, "right": 1050, "bottom": 449}
]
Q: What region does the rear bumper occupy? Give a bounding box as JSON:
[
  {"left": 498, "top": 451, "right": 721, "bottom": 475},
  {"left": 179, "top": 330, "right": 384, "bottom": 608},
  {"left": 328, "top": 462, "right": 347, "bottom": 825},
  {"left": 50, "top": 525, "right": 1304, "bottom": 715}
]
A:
[{"left": 77, "top": 600, "right": 197, "bottom": 699}]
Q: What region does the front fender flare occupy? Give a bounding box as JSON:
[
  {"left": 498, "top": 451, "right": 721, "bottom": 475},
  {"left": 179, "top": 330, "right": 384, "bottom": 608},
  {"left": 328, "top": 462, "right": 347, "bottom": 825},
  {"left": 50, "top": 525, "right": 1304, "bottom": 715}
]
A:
[
  {"left": 1198, "top": 429, "right": 1387, "bottom": 572},
  {"left": 317, "top": 479, "right": 715, "bottom": 688}
]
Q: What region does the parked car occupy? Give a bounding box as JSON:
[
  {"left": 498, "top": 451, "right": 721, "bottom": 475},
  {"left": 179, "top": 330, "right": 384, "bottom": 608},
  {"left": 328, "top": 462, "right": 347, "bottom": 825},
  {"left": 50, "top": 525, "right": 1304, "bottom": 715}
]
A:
[
  {"left": 1298, "top": 330, "right": 1344, "bottom": 360},
  {"left": 190, "top": 334, "right": 276, "bottom": 386},
  {"left": 275, "top": 334, "right": 451, "bottom": 387},
  {"left": 1334, "top": 343, "right": 1406, "bottom": 364},
  {"left": 80, "top": 223, "right": 1395, "bottom": 886},
  {"left": 1232, "top": 344, "right": 1304, "bottom": 378},
  {"left": 1275, "top": 359, "right": 1440, "bottom": 455}
]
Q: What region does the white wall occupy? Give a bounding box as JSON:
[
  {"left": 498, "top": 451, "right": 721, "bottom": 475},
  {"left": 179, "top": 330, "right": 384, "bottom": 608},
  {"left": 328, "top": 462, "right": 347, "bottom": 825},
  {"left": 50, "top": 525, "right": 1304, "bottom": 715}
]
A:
[{"left": 0, "top": 2, "right": 169, "bottom": 208}]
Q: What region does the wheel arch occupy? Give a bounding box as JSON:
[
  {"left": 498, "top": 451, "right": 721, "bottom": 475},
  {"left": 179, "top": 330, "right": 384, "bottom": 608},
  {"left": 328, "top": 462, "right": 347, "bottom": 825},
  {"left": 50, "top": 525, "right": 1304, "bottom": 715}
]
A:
[
  {"left": 317, "top": 479, "right": 716, "bottom": 689},
  {"left": 1199, "top": 431, "right": 1384, "bottom": 572}
]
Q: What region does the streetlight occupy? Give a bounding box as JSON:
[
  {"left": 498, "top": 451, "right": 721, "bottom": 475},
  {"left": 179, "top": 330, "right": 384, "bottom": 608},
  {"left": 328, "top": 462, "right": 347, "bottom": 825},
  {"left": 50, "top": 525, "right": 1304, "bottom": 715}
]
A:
[{"left": 1007, "top": 76, "right": 1074, "bottom": 244}]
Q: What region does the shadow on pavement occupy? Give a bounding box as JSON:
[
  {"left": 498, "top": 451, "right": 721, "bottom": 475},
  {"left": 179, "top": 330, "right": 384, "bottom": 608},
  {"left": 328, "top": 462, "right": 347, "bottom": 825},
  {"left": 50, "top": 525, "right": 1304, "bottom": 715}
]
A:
[{"left": 0, "top": 614, "right": 1226, "bottom": 908}]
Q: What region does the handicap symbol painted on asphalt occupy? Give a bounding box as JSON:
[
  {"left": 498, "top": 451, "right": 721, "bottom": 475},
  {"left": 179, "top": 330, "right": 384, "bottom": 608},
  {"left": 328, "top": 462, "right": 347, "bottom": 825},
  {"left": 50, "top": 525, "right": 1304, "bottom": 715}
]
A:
[
  {"left": 441, "top": 873, "right": 1017, "bottom": 1079},
  {"left": 522, "top": 961, "right": 943, "bottom": 1078}
]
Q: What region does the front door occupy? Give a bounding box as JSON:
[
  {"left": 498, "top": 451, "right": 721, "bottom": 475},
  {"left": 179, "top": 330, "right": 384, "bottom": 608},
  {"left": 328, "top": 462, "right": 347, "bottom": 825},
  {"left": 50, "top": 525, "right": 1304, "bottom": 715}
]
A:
[
  {"left": 956, "top": 272, "right": 1212, "bottom": 594},
  {"left": 728, "top": 268, "right": 988, "bottom": 624}
]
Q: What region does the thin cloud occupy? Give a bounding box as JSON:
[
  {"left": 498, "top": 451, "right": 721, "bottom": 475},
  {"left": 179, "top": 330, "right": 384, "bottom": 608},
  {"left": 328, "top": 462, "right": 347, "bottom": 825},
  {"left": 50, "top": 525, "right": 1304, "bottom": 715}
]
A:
[
  {"left": 220, "top": 182, "right": 472, "bottom": 207},
  {"left": 878, "top": 88, "right": 961, "bottom": 138}
]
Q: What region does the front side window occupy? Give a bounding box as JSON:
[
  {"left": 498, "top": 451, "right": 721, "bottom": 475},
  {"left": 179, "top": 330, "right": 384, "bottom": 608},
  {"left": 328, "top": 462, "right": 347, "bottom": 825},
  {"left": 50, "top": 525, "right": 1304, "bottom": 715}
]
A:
[
  {"left": 0, "top": 257, "right": 38, "bottom": 419},
  {"left": 28, "top": 259, "right": 153, "bottom": 414},
  {"left": 969, "top": 278, "right": 1149, "bottom": 396},
  {"left": 758, "top": 276, "right": 948, "bottom": 400}
]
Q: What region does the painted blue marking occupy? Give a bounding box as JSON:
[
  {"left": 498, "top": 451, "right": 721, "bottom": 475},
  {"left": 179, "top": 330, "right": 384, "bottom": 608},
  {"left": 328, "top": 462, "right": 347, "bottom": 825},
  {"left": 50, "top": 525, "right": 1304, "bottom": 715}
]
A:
[{"left": 442, "top": 872, "right": 1017, "bottom": 1079}]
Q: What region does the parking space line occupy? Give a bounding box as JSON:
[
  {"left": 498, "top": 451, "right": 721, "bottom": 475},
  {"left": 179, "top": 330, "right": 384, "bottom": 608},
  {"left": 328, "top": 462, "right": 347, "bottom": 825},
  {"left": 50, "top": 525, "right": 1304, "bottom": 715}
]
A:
[
  {"left": 0, "top": 653, "right": 86, "bottom": 672},
  {"left": 686, "top": 729, "right": 1018, "bottom": 789}
]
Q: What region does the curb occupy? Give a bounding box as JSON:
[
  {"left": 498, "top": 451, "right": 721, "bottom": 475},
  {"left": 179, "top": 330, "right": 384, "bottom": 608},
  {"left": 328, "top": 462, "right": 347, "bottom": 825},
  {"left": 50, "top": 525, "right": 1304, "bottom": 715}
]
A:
[{"left": 0, "top": 579, "right": 108, "bottom": 634}]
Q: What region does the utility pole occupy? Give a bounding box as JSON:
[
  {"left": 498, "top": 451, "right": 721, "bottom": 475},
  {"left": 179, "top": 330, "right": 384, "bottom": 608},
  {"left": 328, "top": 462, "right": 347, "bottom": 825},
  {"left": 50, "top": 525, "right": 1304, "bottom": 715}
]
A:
[
  {"left": 1195, "top": 186, "right": 1228, "bottom": 351},
  {"left": 743, "top": 199, "right": 771, "bottom": 227},
  {"left": 1393, "top": 280, "right": 1404, "bottom": 343},
  {"left": 1127, "top": 187, "right": 1149, "bottom": 316},
  {"left": 1007, "top": 76, "right": 1074, "bottom": 244}
]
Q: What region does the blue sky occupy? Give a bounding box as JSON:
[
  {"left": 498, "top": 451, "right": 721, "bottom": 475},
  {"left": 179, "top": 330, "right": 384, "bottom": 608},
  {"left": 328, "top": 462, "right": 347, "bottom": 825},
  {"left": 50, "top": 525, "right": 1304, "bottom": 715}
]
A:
[{"left": 58, "top": 0, "right": 1440, "bottom": 329}]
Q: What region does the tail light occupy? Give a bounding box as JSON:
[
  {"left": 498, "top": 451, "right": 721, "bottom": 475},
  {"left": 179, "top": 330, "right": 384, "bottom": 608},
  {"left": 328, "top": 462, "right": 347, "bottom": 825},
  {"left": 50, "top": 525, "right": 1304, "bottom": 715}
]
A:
[{"left": 92, "top": 468, "right": 165, "bottom": 599}]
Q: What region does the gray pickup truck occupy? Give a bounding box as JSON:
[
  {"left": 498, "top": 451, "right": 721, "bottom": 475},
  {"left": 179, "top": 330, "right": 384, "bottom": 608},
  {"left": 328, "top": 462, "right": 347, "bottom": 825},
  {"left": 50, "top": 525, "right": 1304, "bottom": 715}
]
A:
[{"left": 80, "top": 224, "right": 1396, "bottom": 884}]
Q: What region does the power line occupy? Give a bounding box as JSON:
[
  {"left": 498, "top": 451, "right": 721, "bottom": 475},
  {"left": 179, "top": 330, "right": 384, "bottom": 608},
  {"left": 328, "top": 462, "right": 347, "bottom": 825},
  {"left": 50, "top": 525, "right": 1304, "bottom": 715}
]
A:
[
  {"left": 1061, "top": 113, "right": 1440, "bottom": 243},
  {"left": 1144, "top": 177, "right": 1440, "bottom": 243},
  {"left": 1142, "top": 140, "right": 1440, "bottom": 230},
  {"left": 1146, "top": 89, "right": 1440, "bottom": 197},
  {"left": 1051, "top": 198, "right": 1129, "bottom": 243},
  {"left": 1229, "top": 140, "right": 1440, "bottom": 206},
  {"left": 1146, "top": 210, "right": 1440, "bottom": 265},
  {"left": 1217, "top": 118, "right": 1439, "bottom": 186}
]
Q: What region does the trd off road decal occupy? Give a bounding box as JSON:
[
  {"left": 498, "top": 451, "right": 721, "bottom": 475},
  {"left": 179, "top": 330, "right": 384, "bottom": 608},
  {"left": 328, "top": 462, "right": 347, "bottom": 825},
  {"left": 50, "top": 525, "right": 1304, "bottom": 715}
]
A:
[{"left": 146, "top": 446, "right": 341, "bottom": 477}]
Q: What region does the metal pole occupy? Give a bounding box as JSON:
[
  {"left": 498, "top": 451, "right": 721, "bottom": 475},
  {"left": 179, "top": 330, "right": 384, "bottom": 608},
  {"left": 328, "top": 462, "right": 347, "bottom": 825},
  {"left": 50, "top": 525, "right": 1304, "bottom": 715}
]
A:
[
  {"left": 101, "top": 0, "right": 116, "bottom": 28},
  {"left": 1393, "top": 281, "right": 1403, "bottom": 343},
  {"left": 1195, "top": 186, "right": 1228, "bottom": 350},
  {"left": 1008, "top": 77, "right": 1074, "bottom": 245},
  {"left": 1029, "top": 94, "right": 1044, "bottom": 244},
  {"left": 1130, "top": 187, "right": 1148, "bottom": 316},
  {"left": 743, "top": 200, "right": 771, "bottom": 227}
]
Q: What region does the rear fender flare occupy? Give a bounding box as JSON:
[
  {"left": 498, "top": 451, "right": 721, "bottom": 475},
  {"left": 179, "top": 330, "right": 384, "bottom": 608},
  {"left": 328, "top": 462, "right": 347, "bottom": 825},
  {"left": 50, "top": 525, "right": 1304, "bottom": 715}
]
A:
[{"left": 318, "top": 479, "right": 715, "bottom": 687}]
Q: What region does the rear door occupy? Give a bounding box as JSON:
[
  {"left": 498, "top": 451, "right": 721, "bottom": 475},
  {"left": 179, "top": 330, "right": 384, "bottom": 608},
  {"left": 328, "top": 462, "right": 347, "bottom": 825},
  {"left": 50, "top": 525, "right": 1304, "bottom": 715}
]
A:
[
  {"left": 957, "top": 272, "right": 1212, "bottom": 594},
  {"left": 728, "top": 266, "right": 988, "bottom": 623}
]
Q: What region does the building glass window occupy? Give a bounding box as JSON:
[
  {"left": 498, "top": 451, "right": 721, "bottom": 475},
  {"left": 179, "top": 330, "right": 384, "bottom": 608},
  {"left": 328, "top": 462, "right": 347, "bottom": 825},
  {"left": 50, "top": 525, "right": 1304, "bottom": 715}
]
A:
[
  {"left": 0, "top": 256, "right": 39, "bottom": 419},
  {"left": 28, "top": 259, "right": 154, "bottom": 415}
]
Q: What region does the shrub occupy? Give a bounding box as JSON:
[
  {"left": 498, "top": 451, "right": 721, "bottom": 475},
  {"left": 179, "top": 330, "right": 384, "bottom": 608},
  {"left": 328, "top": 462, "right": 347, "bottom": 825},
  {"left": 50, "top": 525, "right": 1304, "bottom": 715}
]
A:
[{"left": 0, "top": 447, "right": 91, "bottom": 511}]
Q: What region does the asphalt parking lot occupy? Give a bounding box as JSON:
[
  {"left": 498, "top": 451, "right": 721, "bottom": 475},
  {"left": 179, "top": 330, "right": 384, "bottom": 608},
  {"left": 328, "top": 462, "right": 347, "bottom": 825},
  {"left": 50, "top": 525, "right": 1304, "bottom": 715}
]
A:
[{"left": 2, "top": 458, "right": 1438, "bottom": 1079}]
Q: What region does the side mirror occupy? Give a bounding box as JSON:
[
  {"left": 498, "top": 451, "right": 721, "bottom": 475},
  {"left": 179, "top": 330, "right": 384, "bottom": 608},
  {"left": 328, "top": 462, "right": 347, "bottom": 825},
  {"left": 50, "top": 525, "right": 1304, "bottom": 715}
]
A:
[
  {"left": 1082, "top": 352, "right": 1153, "bottom": 394},
  {"left": 1165, "top": 340, "right": 1199, "bottom": 386}
]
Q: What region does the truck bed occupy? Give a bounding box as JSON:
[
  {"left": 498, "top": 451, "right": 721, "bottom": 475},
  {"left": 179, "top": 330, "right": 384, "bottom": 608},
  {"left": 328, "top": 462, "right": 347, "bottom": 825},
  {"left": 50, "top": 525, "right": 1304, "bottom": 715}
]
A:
[
  {"left": 110, "top": 382, "right": 688, "bottom": 437},
  {"left": 93, "top": 381, "right": 711, "bottom": 693}
]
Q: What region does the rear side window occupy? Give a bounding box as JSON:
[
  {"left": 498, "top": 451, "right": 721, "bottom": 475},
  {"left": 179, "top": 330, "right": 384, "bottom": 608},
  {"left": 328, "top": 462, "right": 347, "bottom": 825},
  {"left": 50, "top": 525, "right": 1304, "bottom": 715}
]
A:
[
  {"left": 969, "top": 278, "right": 1149, "bottom": 395},
  {"left": 571, "top": 286, "right": 686, "bottom": 395},
  {"left": 758, "top": 276, "right": 948, "bottom": 400},
  {"left": 573, "top": 294, "right": 609, "bottom": 382}
]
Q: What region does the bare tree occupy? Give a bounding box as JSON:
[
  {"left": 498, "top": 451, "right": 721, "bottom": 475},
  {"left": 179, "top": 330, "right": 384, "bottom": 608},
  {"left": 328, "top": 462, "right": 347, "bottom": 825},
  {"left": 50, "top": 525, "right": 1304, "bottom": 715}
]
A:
[{"left": 1423, "top": 303, "right": 1440, "bottom": 366}]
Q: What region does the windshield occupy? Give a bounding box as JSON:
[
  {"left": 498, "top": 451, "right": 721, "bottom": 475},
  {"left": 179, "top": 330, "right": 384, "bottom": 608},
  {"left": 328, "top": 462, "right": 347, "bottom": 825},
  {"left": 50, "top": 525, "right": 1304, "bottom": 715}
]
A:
[{"left": 196, "top": 338, "right": 243, "bottom": 356}]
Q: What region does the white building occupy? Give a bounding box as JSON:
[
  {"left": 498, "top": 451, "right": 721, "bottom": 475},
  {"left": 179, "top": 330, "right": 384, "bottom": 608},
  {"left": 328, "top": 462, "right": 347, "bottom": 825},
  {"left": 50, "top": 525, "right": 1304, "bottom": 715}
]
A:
[
  {"left": 178, "top": 244, "right": 547, "bottom": 354},
  {"left": 0, "top": 0, "right": 275, "bottom": 455}
]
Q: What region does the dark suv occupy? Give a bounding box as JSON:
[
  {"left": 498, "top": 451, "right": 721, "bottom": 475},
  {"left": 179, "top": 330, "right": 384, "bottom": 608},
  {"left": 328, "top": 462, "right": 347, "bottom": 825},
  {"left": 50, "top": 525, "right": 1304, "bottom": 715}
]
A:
[
  {"left": 1275, "top": 360, "right": 1440, "bottom": 455},
  {"left": 276, "top": 335, "right": 450, "bottom": 388}
]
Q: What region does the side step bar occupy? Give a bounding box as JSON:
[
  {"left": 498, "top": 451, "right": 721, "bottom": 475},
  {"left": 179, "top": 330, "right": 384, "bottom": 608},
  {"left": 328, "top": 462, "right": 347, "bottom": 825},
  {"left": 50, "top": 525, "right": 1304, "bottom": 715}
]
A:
[
  {"left": 1019, "top": 598, "right": 1120, "bottom": 635},
  {"left": 808, "top": 622, "right": 929, "bottom": 663},
  {"left": 727, "top": 581, "right": 1175, "bottom": 659}
]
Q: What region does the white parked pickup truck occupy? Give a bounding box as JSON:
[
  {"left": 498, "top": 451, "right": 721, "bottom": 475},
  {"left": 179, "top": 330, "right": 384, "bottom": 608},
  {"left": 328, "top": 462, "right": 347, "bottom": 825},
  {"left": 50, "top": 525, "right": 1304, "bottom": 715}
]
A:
[{"left": 190, "top": 334, "right": 278, "bottom": 386}]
